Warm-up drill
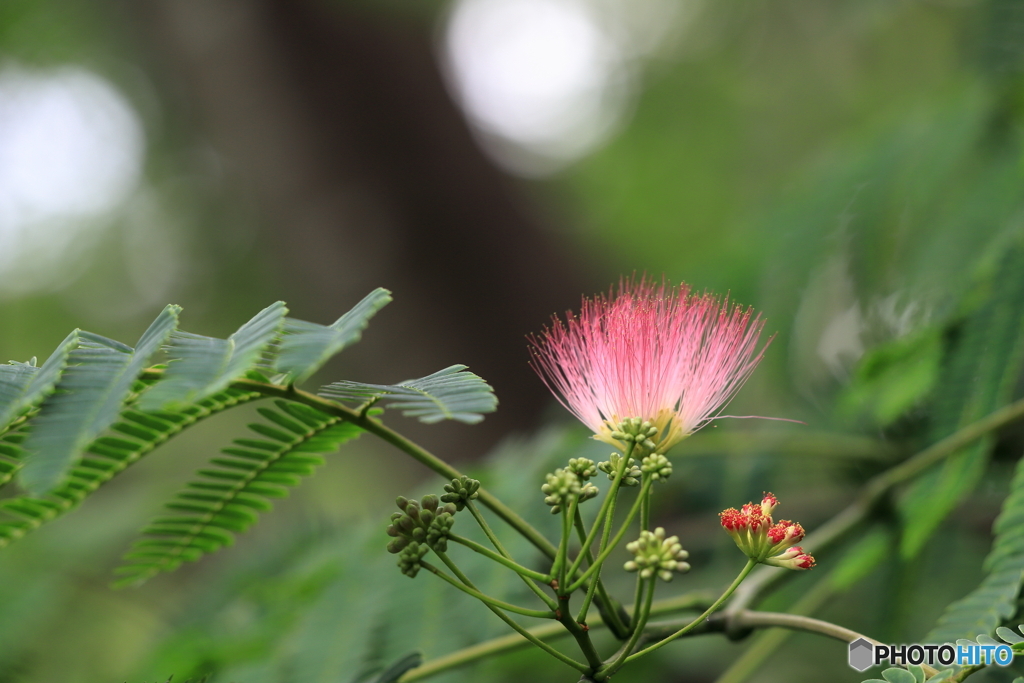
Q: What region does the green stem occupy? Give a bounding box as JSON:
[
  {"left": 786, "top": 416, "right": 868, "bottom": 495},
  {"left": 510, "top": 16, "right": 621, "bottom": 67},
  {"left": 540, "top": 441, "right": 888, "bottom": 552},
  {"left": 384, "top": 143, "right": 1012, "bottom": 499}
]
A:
[
  {"left": 448, "top": 533, "right": 551, "bottom": 582},
  {"left": 465, "top": 501, "right": 510, "bottom": 555},
  {"left": 572, "top": 510, "right": 627, "bottom": 633},
  {"left": 421, "top": 561, "right": 555, "bottom": 619},
  {"left": 629, "top": 573, "right": 644, "bottom": 635},
  {"left": 626, "top": 559, "right": 757, "bottom": 663},
  {"left": 597, "top": 579, "right": 655, "bottom": 680},
  {"left": 551, "top": 508, "right": 569, "bottom": 589},
  {"left": 560, "top": 496, "right": 580, "bottom": 589},
  {"left": 397, "top": 625, "right": 573, "bottom": 682},
  {"left": 575, "top": 549, "right": 601, "bottom": 624},
  {"left": 568, "top": 477, "right": 653, "bottom": 593},
  {"left": 466, "top": 501, "right": 558, "bottom": 611},
  {"left": 566, "top": 446, "right": 635, "bottom": 581},
  {"left": 396, "top": 590, "right": 715, "bottom": 683},
  {"left": 553, "top": 592, "right": 604, "bottom": 671},
  {"left": 430, "top": 553, "right": 587, "bottom": 674},
  {"left": 640, "top": 488, "right": 651, "bottom": 531}
]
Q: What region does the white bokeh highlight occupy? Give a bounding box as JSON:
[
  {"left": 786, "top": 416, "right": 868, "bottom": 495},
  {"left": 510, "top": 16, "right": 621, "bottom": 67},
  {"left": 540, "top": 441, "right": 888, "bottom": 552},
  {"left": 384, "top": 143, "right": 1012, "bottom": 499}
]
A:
[
  {"left": 441, "top": 0, "right": 688, "bottom": 176},
  {"left": 0, "top": 65, "right": 145, "bottom": 293}
]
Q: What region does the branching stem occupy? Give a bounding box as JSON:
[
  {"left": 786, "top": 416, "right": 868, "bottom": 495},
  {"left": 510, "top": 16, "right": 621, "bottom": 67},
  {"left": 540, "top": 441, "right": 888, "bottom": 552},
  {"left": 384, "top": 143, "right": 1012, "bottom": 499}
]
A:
[
  {"left": 625, "top": 559, "right": 756, "bottom": 663},
  {"left": 571, "top": 510, "right": 626, "bottom": 632},
  {"left": 565, "top": 445, "right": 635, "bottom": 582},
  {"left": 568, "top": 476, "right": 653, "bottom": 593},
  {"left": 597, "top": 578, "right": 655, "bottom": 680},
  {"left": 465, "top": 501, "right": 558, "bottom": 610},
  {"left": 430, "top": 552, "right": 587, "bottom": 673},
  {"left": 448, "top": 533, "right": 550, "bottom": 582},
  {"left": 420, "top": 560, "right": 554, "bottom": 619}
]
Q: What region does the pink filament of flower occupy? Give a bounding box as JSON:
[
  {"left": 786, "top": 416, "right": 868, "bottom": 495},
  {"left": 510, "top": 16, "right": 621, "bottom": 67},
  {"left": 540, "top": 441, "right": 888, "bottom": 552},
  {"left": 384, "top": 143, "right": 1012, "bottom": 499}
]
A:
[{"left": 530, "top": 277, "right": 770, "bottom": 449}]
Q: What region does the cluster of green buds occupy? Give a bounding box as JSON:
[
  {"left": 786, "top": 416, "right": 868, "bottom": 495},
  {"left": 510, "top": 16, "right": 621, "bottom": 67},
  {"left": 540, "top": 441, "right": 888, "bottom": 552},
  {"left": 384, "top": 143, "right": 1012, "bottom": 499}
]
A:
[
  {"left": 397, "top": 542, "right": 429, "bottom": 578},
  {"left": 567, "top": 457, "right": 598, "bottom": 480},
  {"left": 441, "top": 475, "right": 480, "bottom": 511},
  {"left": 598, "top": 453, "right": 642, "bottom": 486},
  {"left": 541, "top": 462, "right": 600, "bottom": 514},
  {"left": 609, "top": 417, "right": 659, "bottom": 454},
  {"left": 567, "top": 457, "right": 599, "bottom": 501},
  {"left": 640, "top": 453, "right": 672, "bottom": 481},
  {"left": 624, "top": 527, "right": 691, "bottom": 582},
  {"left": 387, "top": 494, "right": 458, "bottom": 576},
  {"left": 542, "top": 468, "right": 581, "bottom": 514}
]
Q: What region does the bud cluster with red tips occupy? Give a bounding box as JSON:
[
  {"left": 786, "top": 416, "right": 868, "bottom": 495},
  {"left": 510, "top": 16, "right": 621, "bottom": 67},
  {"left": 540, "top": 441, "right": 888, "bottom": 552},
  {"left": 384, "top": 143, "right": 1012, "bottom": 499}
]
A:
[{"left": 719, "top": 493, "right": 815, "bottom": 570}]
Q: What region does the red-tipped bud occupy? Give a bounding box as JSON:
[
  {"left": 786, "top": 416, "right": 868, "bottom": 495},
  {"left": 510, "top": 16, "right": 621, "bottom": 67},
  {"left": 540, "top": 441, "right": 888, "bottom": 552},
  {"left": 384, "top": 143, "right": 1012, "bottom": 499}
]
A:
[
  {"left": 721, "top": 495, "right": 814, "bottom": 569},
  {"left": 720, "top": 508, "right": 745, "bottom": 531},
  {"left": 767, "top": 520, "right": 804, "bottom": 550},
  {"left": 765, "top": 545, "right": 816, "bottom": 570}
]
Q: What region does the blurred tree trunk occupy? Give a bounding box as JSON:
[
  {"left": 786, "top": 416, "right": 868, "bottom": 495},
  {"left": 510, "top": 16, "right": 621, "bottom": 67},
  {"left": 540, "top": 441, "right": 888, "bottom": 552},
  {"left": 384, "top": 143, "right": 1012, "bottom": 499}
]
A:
[{"left": 129, "top": 0, "right": 590, "bottom": 457}]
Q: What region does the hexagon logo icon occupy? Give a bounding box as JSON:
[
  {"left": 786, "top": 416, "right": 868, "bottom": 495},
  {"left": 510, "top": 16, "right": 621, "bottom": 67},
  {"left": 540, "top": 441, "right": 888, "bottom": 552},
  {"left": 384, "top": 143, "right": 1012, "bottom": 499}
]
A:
[{"left": 849, "top": 637, "right": 874, "bottom": 672}]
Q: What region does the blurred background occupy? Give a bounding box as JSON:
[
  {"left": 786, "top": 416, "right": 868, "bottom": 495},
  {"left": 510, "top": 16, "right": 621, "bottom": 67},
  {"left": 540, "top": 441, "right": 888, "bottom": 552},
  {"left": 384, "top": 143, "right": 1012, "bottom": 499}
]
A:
[{"left": 2, "top": 0, "right": 1024, "bottom": 681}]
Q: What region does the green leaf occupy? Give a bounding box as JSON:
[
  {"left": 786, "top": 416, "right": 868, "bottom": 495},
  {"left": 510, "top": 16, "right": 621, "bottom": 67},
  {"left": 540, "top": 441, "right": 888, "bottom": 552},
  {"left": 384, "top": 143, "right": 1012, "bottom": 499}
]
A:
[
  {"left": 139, "top": 302, "right": 288, "bottom": 411},
  {"left": 829, "top": 528, "right": 891, "bottom": 590},
  {"left": 114, "top": 400, "right": 364, "bottom": 586},
  {"left": 0, "top": 386, "right": 262, "bottom": 549},
  {"left": 838, "top": 327, "right": 942, "bottom": 428},
  {"left": 18, "top": 306, "right": 180, "bottom": 494},
  {"left": 926, "top": 451, "right": 1024, "bottom": 643},
  {"left": 357, "top": 652, "right": 422, "bottom": 683},
  {"left": 881, "top": 668, "right": 917, "bottom": 683},
  {"left": 275, "top": 288, "right": 392, "bottom": 385},
  {"left": 996, "top": 626, "right": 1024, "bottom": 643},
  {"left": 319, "top": 365, "right": 497, "bottom": 424},
  {"left": 900, "top": 243, "right": 1024, "bottom": 558},
  {"left": 0, "top": 330, "right": 79, "bottom": 435}
]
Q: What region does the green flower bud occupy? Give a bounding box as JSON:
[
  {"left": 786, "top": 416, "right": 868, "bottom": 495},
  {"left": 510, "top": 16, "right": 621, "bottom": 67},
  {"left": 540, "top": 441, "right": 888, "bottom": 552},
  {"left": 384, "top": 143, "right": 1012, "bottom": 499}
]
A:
[
  {"left": 398, "top": 542, "right": 429, "bottom": 578},
  {"left": 426, "top": 512, "right": 455, "bottom": 552},
  {"left": 441, "top": 476, "right": 481, "bottom": 511},
  {"left": 624, "top": 527, "right": 690, "bottom": 582},
  {"left": 541, "top": 468, "right": 580, "bottom": 514},
  {"left": 568, "top": 457, "right": 598, "bottom": 481},
  {"left": 579, "top": 482, "right": 599, "bottom": 502},
  {"left": 387, "top": 493, "right": 460, "bottom": 557},
  {"left": 387, "top": 536, "right": 410, "bottom": 553},
  {"left": 598, "top": 454, "right": 641, "bottom": 486},
  {"left": 641, "top": 454, "right": 672, "bottom": 481}
]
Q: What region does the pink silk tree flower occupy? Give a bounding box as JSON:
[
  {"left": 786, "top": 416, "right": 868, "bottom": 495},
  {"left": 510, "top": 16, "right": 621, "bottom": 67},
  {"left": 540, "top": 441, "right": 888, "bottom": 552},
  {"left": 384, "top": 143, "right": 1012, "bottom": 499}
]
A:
[{"left": 529, "top": 278, "right": 770, "bottom": 454}]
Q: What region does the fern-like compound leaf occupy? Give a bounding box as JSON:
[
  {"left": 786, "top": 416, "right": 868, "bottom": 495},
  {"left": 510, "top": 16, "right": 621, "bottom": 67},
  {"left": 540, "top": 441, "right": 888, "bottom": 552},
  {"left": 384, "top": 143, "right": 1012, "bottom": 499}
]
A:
[
  {"left": 19, "top": 306, "right": 181, "bottom": 494},
  {"left": 319, "top": 364, "right": 498, "bottom": 424},
  {"left": 0, "top": 330, "right": 79, "bottom": 435},
  {"left": 926, "top": 451, "right": 1024, "bottom": 643},
  {"left": 114, "top": 400, "right": 364, "bottom": 586},
  {"left": 900, "top": 244, "right": 1024, "bottom": 558},
  {"left": 0, "top": 385, "right": 261, "bottom": 548},
  {"left": 139, "top": 301, "right": 288, "bottom": 411},
  {"left": 275, "top": 288, "right": 392, "bottom": 385}
]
